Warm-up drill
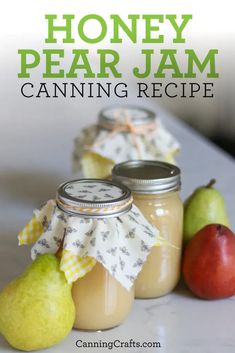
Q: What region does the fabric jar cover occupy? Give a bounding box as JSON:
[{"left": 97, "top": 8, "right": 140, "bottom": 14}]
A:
[
  {"left": 18, "top": 179, "right": 164, "bottom": 290},
  {"left": 73, "top": 106, "right": 181, "bottom": 177}
]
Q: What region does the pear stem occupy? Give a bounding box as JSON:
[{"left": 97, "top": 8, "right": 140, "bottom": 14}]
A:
[
  {"left": 55, "top": 230, "right": 66, "bottom": 258},
  {"left": 216, "top": 224, "right": 224, "bottom": 236},
  {"left": 206, "top": 179, "right": 216, "bottom": 188}
]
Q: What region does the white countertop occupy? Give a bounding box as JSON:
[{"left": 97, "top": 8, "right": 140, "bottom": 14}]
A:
[{"left": 0, "top": 100, "right": 235, "bottom": 353}]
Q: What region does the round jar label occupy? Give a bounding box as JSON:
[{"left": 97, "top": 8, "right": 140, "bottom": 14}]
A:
[{"left": 65, "top": 180, "right": 125, "bottom": 202}]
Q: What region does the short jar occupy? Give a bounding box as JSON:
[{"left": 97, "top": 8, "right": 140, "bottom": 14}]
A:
[
  {"left": 112, "top": 160, "right": 183, "bottom": 298},
  {"left": 56, "top": 179, "right": 135, "bottom": 331}
]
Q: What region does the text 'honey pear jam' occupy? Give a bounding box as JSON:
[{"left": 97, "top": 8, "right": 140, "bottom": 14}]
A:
[{"left": 112, "top": 160, "right": 183, "bottom": 298}]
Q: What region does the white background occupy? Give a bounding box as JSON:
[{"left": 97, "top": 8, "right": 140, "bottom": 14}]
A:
[{"left": 0, "top": 0, "right": 235, "bottom": 137}]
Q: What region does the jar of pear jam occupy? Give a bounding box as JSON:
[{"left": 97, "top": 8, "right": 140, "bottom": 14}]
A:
[
  {"left": 112, "top": 160, "right": 183, "bottom": 298},
  {"left": 56, "top": 179, "right": 135, "bottom": 331},
  {"left": 72, "top": 263, "right": 134, "bottom": 330}
]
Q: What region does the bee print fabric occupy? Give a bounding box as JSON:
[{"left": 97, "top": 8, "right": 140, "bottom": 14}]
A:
[{"left": 18, "top": 199, "right": 162, "bottom": 290}]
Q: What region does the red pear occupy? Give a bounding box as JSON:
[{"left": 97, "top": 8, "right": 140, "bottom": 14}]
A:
[{"left": 182, "top": 224, "right": 235, "bottom": 299}]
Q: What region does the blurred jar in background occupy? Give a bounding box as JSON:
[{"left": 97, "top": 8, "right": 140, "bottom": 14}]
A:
[{"left": 73, "top": 105, "right": 180, "bottom": 178}]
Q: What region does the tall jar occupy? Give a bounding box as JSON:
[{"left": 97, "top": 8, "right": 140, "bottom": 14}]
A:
[{"left": 112, "top": 160, "right": 183, "bottom": 298}]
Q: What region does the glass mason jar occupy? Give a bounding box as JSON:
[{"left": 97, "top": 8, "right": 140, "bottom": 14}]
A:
[
  {"left": 112, "top": 160, "right": 183, "bottom": 298},
  {"left": 72, "top": 262, "right": 134, "bottom": 330},
  {"left": 73, "top": 105, "right": 180, "bottom": 179},
  {"left": 56, "top": 179, "right": 135, "bottom": 331}
]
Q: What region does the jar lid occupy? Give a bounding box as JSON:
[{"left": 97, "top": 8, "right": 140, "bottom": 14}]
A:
[
  {"left": 112, "top": 160, "right": 181, "bottom": 194},
  {"left": 99, "top": 105, "right": 156, "bottom": 129},
  {"left": 56, "top": 179, "right": 133, "bottom": 217}
]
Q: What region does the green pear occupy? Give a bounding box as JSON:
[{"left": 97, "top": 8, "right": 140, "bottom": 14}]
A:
[
  {"left": 183, "top": 179, "right": 230, "bottom": 244},
  {"left": 0, "top": 254, "right": 75, "bottom": 351}
]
